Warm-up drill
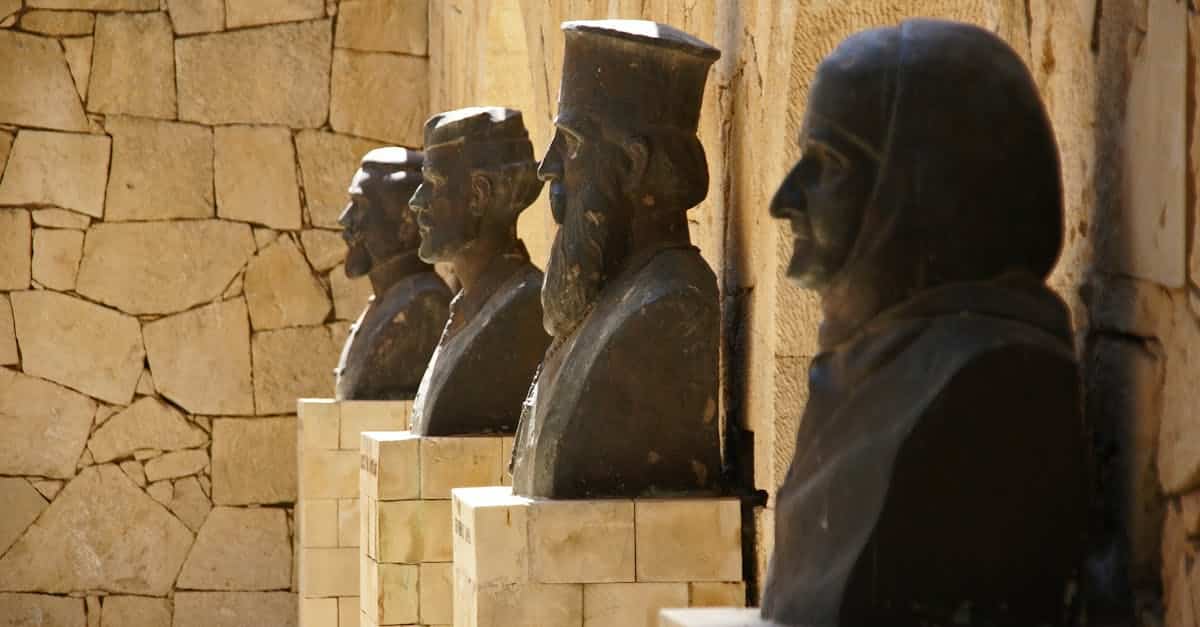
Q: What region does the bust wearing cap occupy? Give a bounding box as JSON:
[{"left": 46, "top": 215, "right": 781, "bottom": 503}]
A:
[
  {"left": 407, "top": 107, "right": 551, "bottom": 436},
  {"left": 510, "top": 20, "right": 723, "bottom": 499},
  {"left": 335, "top": 148, "right": 452, "bottom": 401}
]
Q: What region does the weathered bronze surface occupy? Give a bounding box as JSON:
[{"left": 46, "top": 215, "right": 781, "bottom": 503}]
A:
[
  {"left": 335, "top": 147, "right": 452, "bottom": 401},
  {"left": 761, "top": 19, "right": 1088, "bottom": 626},
  {"left": 408, "top": 107, "right": 550, "bottom": 436},
  {"left": 510, "top": 20, "right": 723, "bottom": 499}
]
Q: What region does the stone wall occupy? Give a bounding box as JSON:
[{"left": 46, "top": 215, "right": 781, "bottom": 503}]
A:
[
  {"left": 0, "top": 1, "right": 427, "bottom": 625},
  {"left": 1, "top": 0, "right": 1197, "bottom": 625}
]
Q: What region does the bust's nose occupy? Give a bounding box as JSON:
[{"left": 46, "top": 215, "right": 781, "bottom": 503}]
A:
[
  {"left": 538, "top": 134, "right": 565, "bottom": 182},
  {"left": 338, "top": 201, "right": 358, "bottom": 229},
  {"left": 770, "top": 162, "right": 806, "bottom": 220}
]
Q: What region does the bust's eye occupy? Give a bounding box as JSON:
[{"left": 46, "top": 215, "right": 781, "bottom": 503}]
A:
[
  {"left": 562, "top": 132, "right": 582, "bottom": 159},
  {"left": 806, "top": 142, "right": 847, "bottom": 183}
]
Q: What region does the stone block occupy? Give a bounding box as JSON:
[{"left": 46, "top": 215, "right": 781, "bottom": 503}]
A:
[
  {"left": 0, "top": 0, "right": 13, "bottom": 22},
  {"left": 215, "top": 125, "right": 302, "bottom": 230},
  {"left": 21, "top": 10, "right": 94, "bottom": 35},
  {"left": 77, "top": 221, "right": 255, "bottom": 315},
  {"left": 104, "top": 116, "right": 213, "bottom": 221},
  {"left": 301, "top": 597, "right": 337, "bottom": 627},
  {"left": 0, "top": 129, "right": 13, "bottom": 178},
  {"left": 28, "top": 0, "right": 157, "bottom": 8},
  {"left": 0, "top": 31, "right": 88, "bottom": 131},
  {"left": 61, "top": 36, "right": 92, "bottom": 100},
  {"left": 420, "top": 436, "right": 503, "bottom": 499},
  {"left": 419, "top": 562, "right": 452, "bottom": 625},
  {"left": 142, "top": 299, "right": 254, "bottom": 415},
  {"left": 11, "top": 290, "right": 144, "bottom": 405},
  {"left": 294, "top": 131, "right": 383, "bottom": 228},
  {"left": 361, "top": 431, "right": 420, "bottom": 502},
  {"left": 330, "top": 264, "right": 375, "bottom": 321},
  {"left": 0, "top": 465, "right": 192, "bottom": 595},
  {"left": 338, "top": 596, "right": 359, "bottom": 627},
  {"left": 244, "top": 238, "right": 330, "bottom": 330},
  {"left": 89, "top": 12, "right": 175, "bottom": 118},
  {"left": 166, "top": 0, "right": 223, "bottom": 35},
  {"left": 339, "top": 497, "right": 359, "bottom": 547},
  {"left": 529, "top": 500, "right": 635, "bottom": 583},
  {"left": 336, "top": 0, "right": 427, "bottom": 55},
  {"left": 303, "top": 499, "right": 339, "bottom": 548},
  {"left": 143, "top": 449, "right": 207, "bottom": 482},
  {"left": 0, "top": 594, "right": 84, "bottom": 627},
  {"left": 501, "top": 436, "right": 514, "bottom": 487},
  {"left": 301, "top": 229, "right": 348, "bottom": 272},
  {"left": 253, "top": 326, "right": 339, "bottom": 414},
  {"left": 657, "top": 608, "right": 772, "bottom": 627},
  {"left": 178, "top": 506, "right": 292, "bottom": 590},
  {"left": 361, "top": 560, "right": 418, "bottom": 625},
  {"left": 635, "top": 499, "right": 742, "bottom": 582},
  {"left": 32, "top": 227, "right": 83, "bottom": 290},
  {"left": 330, "top": 50, "right": 427, "bottom": 146},
  {"left": 464, "top": 577, "right": 584, "bottom": 627},
  {"left": 0, "top": 130, "right": 109, "bottom": 217},
  {"left": 0, "top": 478, "right": 47, "bottom": 557},
  {"left": 301, "top": 547, "right": 359, "bottom": 597},
  {"left": 0, "top": 368, "right": 94, "bottom": 478},
  {"left": 340, "top": 401, "right": 411, "bottom": 449},
  {"left": 165, "top": 476, "right": 211, "bottom": 533},
  {"left": 300, "top": 399, "right": 341, "bottom": 450},
  {"left": 303, "top": 449, "right": 359, "bottom": 499},
  {"left": 584, "top": 583, "right": 688, "bottom": 627},
  {"left": 212, "top": 417, "right": 298, "bottom": 505},
  {"left": 452, "top": 486, "right": 532, "bottom": 586},
  {"left": 1103, "top": 0, "right": 1187, "bottom": 287},
  {"left": 376, "top": 499, "right": 451, "bottom": 563},
  {"left": 32, "top": 208, "right": 90, "bottom": 229},
  {"left": 176, "top": 20, "right": 331, "bottom": 127},
  {"left": 0, "top": 295, "right": 16, "bottom": 365},
  {"left": 135, "top": 368, "right": 155, "bottom": 395},
  {"left": 173, "top": 592, "right": 298, "bottom": 627},
  {"left": 226, "top": 0, "right": 324, "bottom": 28},
  {"left": 89, "top": 396, "right": 207, "bottom": 463},
  {"left": 0, "top": 209, "right": 30, "bottom": 290},
  {"left": 100, "top": 595, "right": 171, "bottom": 627},
  {"left": 689, "top": 583, "right": 745, "bottom": 608}
]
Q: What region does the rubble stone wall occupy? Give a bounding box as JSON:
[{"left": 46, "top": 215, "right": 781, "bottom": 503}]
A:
[{"left": 0, "top": 1, "right": 428, "bottom": 625}]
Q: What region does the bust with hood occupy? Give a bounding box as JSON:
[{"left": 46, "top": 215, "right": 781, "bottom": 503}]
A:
[{"left": 761, "top": 19, "right": 1088, "bottom": 627}]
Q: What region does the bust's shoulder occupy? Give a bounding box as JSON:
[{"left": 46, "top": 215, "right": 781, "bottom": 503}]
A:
[{"left": 618, "top": 247, "right": 717, "bottom": 311}]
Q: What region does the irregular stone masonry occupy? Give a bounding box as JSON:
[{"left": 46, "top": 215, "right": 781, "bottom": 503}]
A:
[
  {"left": 0, "top": 1, "right": 426, "bottom": 623},
  {"left": 451, "top": 486, "right": 745, "bottom": 627}
]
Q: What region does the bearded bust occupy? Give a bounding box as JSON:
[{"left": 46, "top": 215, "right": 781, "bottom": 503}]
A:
[
  {"left": 760, "top": 20, "right": 1088, "bottom": 627},
  {"left": 509, "top": 20, "right": 723, "bottom": 499},
  {"left": 335, "top": 148, "right": 452, "bottom": 401},
  {"left": 407, "top": 107, "right": 550, "bottom": 436}
]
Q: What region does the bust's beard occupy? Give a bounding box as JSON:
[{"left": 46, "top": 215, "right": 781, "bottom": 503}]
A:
[{"left": 542, "top": 182, "right": 614, "bottom": 338}]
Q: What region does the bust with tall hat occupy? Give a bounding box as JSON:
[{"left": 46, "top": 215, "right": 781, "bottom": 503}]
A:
[
  {"left": 335, "top": 147, "right": 452, "bottom": 401},
  {"left": 407, "top": 107, "right": 551, "bottom": 436},
  {"left": 509, "top": 19, "right": 723, "bottom": 499},
  {"left": 760, "top": 19, "right": 1088, "bottom": 627}
]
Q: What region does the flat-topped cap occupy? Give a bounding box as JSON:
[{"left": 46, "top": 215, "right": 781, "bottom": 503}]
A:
[
  {"left": 423, "top": 106, "right": 534, "bottom": 169},
  {"left": 557, "top": 19, "right": 719, "bottom": 134}
]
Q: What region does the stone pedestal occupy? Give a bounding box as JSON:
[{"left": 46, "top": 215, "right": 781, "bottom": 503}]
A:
[
  {"left": 658, "top": 608, "right": 772, "bottom": 627},
  {"left": 297, "top": 399, "right": 412, "bottom": 627},
  {"left": 359, "top": 431, "right": 513, "bottom": 627},
  {"left": 451, "top": 486, "right": 745, "bottom": 627}
]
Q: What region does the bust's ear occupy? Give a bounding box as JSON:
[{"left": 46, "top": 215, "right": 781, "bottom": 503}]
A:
[
  {"left": 621, "top": 136, "right": 649, "bottom": 195},
  {"left": 469, "top": 171, "right": 493, "bottom": 217}
]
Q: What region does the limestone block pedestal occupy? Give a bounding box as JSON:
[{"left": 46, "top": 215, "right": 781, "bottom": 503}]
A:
[
  {"left": 297, "top": 399, "right": 412, "bottom": 627},
  {"left": 658, "top": 608, "right": 773, "bottom": 627},
  {"left": 451, "top": 486, "right": 745, "bottom": 627},
  {"left": 359, "top": 431, "right": 513, "bottom": 627}
]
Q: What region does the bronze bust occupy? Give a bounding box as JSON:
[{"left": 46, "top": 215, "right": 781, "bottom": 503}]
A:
[
  {"left": 760, "top": 20, "right": 1087, "bottom": 627},
  {"left": 335, "top": 148, "right": 452, "bottom": 401},
  {"left": 408, "top": 107, "right": 550, "bottom": 436},
  {"left": 510, "top": 20, "right": 723, "bottom": 499}
]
